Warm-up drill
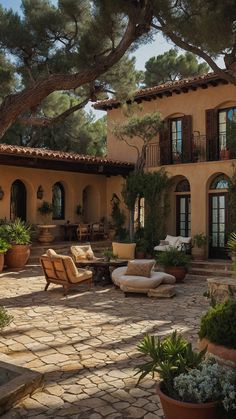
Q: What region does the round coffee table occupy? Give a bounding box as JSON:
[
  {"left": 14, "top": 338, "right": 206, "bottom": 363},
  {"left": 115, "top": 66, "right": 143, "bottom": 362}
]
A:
[{"left": 76, "top": 259, "right": 128, "bottom": 285}]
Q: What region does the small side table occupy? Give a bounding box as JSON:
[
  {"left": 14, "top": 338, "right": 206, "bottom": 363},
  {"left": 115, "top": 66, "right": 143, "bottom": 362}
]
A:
[{"left": 76, "top": 259, "right": 128, "bottom": 285}]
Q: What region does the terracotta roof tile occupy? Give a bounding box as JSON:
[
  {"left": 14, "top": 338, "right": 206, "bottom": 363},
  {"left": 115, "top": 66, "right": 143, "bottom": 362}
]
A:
[
  {"left": 94, "top": 71, "right": 228, "bottom": 110},
  {"left": 0, "top": 143, "right": 133, "bottom": 167}
]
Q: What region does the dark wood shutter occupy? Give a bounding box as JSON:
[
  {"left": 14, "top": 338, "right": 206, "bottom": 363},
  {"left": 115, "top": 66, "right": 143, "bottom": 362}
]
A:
[
  {"left": 182, "top": 115, "right": 192, "bottom": 163},
  {"left": 206, "top": 109, "right": 218, "bottom": 161},
  {"left": 159, "top": 119, "right": 171, "bottom": 165}
]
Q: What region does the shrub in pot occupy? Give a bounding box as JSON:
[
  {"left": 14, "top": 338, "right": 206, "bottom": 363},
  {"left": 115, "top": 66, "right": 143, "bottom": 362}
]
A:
[
  {"left": 199, "top": 300, "right": 236, "bottom": 367},
  {"left": 136, "top": 331, "right": 236, "bottom": 419},
  {"left": 2, "top": 219, "right": 31, "bottom": 269},
  {"left": 0, "top": 237, "right": 11, "bottom": 273},
  {"left": 156, "top": 247, "right": 191, "bottom": 281},
  {"left": 192, "top": 233, "right": 208, "bottom": 261},
  {"left": 135, "top": 238, "right": 149, "bottom": 259}
]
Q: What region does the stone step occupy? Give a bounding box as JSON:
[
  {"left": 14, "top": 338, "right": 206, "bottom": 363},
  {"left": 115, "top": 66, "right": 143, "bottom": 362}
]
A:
[
  {"left": 190, "top": 260, "right": 233, "bottom": 272},
  {"left": 189, "top": 267, "right": 233, "bottom": 278}
]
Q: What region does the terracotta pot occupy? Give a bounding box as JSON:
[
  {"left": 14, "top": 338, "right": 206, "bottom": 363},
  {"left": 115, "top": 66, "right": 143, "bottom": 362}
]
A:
[
  {"left": 199, "top": 338, "right": 236, "bottom": 368},
  {"left": 192, "top": 246, "right": 206, "bottom": 261},
  {"left": 164, "top": 266, "right": 187, "bottom": 282},
  {"left": 136, "top": 251, "right": 146, "bottom": 259},
  {"left": 220, "top": 149, "right": 231, "bottom": 160},
  {"left": 0, "top": 253, "right": 4, "bottom": 273},
  {"left": 5, "top": 244, "right": 31, "bottom": 270},
  {"left": 157, "top": 383, "right": 219, "bottom": 419}
]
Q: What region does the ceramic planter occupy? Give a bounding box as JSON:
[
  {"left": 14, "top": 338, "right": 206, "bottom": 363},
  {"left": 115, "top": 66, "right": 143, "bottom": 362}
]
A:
[
  {"left": 164, "top": 266, "right": 187, "bottom": 282},
  {"left": 0, "top": 253, "right": 4, "bottom": 273},
  {"left": 157, "top": 383, "right": 219, "bottom": 419},
  {"left": 199, "top": 338, "right": 236, "bottom": 369},
  {"left": 136, "top": 251, "right": 146, "bottom": 259},
  {"left": 5, "top": 244, "right": 31, "bottom": 270},
  {"left": 192, "top": 246, "right": 206, "bottom": 261}
]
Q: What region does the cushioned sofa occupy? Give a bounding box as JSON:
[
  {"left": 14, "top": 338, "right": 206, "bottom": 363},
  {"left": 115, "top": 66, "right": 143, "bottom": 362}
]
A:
[
  {"left": 154, "top": 235, "right": 191, "bottom": 253},
  {"left": 112, "top": 260, "right": 176, "bottom": 298}
]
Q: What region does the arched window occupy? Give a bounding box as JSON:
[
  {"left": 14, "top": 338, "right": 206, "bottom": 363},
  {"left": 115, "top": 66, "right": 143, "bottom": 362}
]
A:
[
  {"left": 10, "top": 180, "right": 27, "bottom": 221},
  {"left": 175, "top": 179, "right": 190, "bottom": 192},
  {"left": 210, "top": 175, "right": 229, "bottom": 190},
  {"left": 52, "top": 182, "right": 65, "bottom": 220}
]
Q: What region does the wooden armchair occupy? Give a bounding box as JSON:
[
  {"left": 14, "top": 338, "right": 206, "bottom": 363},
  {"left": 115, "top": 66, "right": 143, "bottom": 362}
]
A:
[
  {"left": 40, "top": 251, "right": 93, "bottom": 295},
  {"left": 77, "top": 224, "right": 91, "bottom": 241},
  {"left": 91, "top": 222, "right": 105, "bottom": 241}
]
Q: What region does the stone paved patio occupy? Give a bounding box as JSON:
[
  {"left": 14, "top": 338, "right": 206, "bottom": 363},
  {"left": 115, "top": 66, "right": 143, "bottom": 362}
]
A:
[{"left": 0, "top": 266, "right": 208, "bottom": 418}]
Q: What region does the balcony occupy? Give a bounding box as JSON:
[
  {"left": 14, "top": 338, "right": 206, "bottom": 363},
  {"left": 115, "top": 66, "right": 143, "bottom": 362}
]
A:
[{"left": 146, "top": 135, "right": 236, "bottom": 168}]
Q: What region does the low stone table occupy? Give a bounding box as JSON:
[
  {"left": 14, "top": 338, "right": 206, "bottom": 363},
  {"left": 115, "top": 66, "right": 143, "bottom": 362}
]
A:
[
  {"left": 148, "top": 284, "right": 176, "bottom": 298},
  {"left": 207, "top": 277, "right": 236, "bottom": 305}
]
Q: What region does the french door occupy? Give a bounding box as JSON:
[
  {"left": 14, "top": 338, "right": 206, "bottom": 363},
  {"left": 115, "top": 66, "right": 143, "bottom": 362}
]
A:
[
  {"left": 176, "top": 195, "right": 191, "bottom": 237},
  {"left": 209, "top": 193, "right": 228, "bottom": 258},
  {"left": 10, "top": 180, "right": 27, "bottom": 221}
]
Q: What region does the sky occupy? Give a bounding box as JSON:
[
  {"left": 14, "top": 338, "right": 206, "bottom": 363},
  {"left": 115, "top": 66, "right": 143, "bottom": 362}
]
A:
[{"left": 0, "top": 1, "right": 217, "bottom": 118}]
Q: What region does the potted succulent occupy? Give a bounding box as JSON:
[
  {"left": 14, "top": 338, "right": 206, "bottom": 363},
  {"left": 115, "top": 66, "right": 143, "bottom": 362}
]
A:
[
  {"left": 199, "top": 300, "right": 236, "bottom": 368},
  {"left": 0, "top": 237, "right": 11, "bottom": 272},
  {"left": 37, "top": 201, "right": 56, "bottom": 244},
  {"left": 157, "top": 247, "right": 191, "bottom": 281},
  {"left": 226, "top": 232, "right": 236, "bottom": 261},
  {"left": 136, "top": 331, "right": 236, "bottom": 419},
  {"left": 2, "top": 219, "right": 31, "bottom": 269},
  {"left": 135, "top": 238, "right": 149, "bottom": 259},
  {"left": 192, "top": 233, "right": 208, "bottom": 261}
]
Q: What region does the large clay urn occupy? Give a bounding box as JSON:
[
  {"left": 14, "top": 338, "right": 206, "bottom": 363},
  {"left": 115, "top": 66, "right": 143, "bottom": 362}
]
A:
[
  {"left": 157, "top": 383, "right": 218, "bottom": 419},
  {"left": 0, "top": 253, "right": 4, "bottom": 273},
  {"left": 37, "top": 225, "right": 56, "bottom": 245},
  {"left": 192, "top": 246, "right": 206, "bottom": 261},
  {"left": 5, "top": 244, "right": 31, "bottom": 270},
  {"left": 164, "top": 266, "right": 187, "bottom": 282}
]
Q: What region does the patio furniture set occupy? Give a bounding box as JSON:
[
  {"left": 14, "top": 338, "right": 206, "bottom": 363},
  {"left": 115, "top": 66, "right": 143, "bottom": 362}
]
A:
[
  {"left": 40, "top": 242, "right": 177, "bottom": 297},
  {"left": 61, "top": 222, "right": 106, "bottom": 242}
]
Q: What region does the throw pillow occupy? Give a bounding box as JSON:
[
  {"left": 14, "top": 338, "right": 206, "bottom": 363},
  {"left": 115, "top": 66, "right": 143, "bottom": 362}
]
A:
[
  {"left": 125, "top": 260, "right": 155, "bottom": 278},
  {"left": 112, "top": 242, "right": 136, "bottom": 260},
  {"left": 86, "top": 249, "right": 94, "bottom": 260}
]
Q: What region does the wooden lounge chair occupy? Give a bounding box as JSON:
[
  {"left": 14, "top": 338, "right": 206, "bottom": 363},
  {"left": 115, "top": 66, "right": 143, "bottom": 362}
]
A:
[{"left": 40, "top": 251, "right": 93, "bottom": 295}]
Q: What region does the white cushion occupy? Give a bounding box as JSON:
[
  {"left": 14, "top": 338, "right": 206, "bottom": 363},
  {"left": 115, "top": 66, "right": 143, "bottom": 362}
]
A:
[
  {"left": 179, "top": 236, "right": 191, "bottom": 244},
  {"left": 112, "top": 266, "right": 175, "bottom": 291},
  {"left": 165, "top": 235, "right": 180, "bottom": 246}
]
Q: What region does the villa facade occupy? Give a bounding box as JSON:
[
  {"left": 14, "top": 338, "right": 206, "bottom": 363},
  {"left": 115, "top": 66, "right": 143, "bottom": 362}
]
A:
[{"left": 95, "top": 72, "right": 236, "bottom": 258}]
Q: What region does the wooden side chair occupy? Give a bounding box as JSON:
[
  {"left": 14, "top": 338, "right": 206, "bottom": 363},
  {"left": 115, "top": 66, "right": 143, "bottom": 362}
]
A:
[
  {"left": 40, "top": 250, "right": 93, "bottom": 295},
  {"left": 76, "top": 224, "right": 91, "bottom": 241},
  {"left": 91, "top": 222, "right": 105, "bottom": 241}
]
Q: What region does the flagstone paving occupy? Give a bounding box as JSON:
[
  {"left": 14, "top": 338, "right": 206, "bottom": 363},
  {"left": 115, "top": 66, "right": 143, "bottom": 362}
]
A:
[{"left": 0, "top": 266, "right": 208, "bottom": 418}]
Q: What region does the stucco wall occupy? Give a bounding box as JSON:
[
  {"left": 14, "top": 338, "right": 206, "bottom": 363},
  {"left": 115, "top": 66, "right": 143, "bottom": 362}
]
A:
[
  {"left": 107, "top": 83, "right": 236, "bottom": 162},
  {"left": 0, "top": 164, "right": 127, "bottom": 238}
]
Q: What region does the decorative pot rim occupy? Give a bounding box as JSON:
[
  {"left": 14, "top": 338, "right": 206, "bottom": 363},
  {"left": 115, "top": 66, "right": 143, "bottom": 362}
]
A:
[
  {"left": 9, "top": 243, "right": 31, "bottom": 247},
  {"left": 156, "top": 382, "right": 219, "bottom": 409},
  {"left": 199, "top": 338, "right": 236, "bottom": 364}
]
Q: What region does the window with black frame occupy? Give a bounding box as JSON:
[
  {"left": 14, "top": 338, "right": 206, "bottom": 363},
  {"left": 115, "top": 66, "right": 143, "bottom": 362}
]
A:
[
  {"left": 218, "top": 107, "right": 236, "bottom": 155},
  {"left": 171, "top": 118, "right": 183, "bottom": 162},
  {"left": 52, "top": 182, "right": 65, "bottom": 220}
]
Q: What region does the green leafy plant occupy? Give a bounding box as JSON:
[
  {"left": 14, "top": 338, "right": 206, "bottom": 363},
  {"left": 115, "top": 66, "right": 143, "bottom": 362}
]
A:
[
  {"left": 199, "top": 300, "right": 236, "bottom": 349},
  {"left": 0, "top": 306, "right": 13, "bottom": 329},
  {"left": 103, "top": 248, "right": 117, "bottom": 261},
  {"left": 193, "top": 233, "right": 208, "bottom": 248},
  {"left": 135, "top": 331, "right": 206, "bottom": 397},
  {"left": 37, "top": 201, "right": 53, "bottom": 216},
  {"left": 136, "top": 238, "right": 149, "bottom": 252},
  {"left": 157, "top": 247, "right": 191, "bottom": 268},
  {"left": 0, "top": 238, "right": 11, "bottom": 254},
  {"left": 1, "top": 219, "right": 31, "bottom": 245},
  {"left": 227, "top": 232, "right": 236, "bottom": 254},
  {"left": 110, "top": 194, "right": 126, "bottom": 240}
]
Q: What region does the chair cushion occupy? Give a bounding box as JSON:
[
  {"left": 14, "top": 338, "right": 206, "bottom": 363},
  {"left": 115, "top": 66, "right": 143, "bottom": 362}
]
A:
[
  {"left": 179, "top": 236, "right": 191, "bottom": 244},
  {"left": 71, "top": 245, "right": 94, "bottom": 261},
  {"left": 125, "top": 260, "right": 155, "bottom": 278},
  {"left": 112, "top": 266, "right": 175, "bottom": 290},
  {"left": 112, "top": 242, "right": 136, "bottom": 260},
  {"left": 165, "top": 235, "right": 180, "bottom": 247},
  {"left": 46, "top": 248, "right": 58, "bottom": 257}
]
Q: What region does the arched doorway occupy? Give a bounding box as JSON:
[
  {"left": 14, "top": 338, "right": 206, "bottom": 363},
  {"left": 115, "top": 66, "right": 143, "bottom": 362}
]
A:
[
  {"left": 175, "top": 179, "right": 191, "bottom": 237},
  {"left": 10, "top": 180, "right": 27, "bottom": 221},
  {"left": 82, "top": 185, "right": 100, "bottom": 222},
  {"left": 208, "top": 174, "right": 229, "bottom": 258}
]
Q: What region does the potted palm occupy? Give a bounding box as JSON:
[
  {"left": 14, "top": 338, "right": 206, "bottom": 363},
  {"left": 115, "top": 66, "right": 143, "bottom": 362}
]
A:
[
  {"left": 37, "top": 201, "right": 56, "bottom": 244},
  {"left": 192, "top": 233, "right": 208, "bottom": 261},
  {"left": 0, "top": 237, "right": 11, "bottom": 272},
  {"left": 157, "top": 248, "right": 190, "bottom": 281},
  {"left": 2, "top": 219, "right": 31, "bottom": 269},
  {"left": 136, "top": 331, "right": 236, "bottom": 419}
]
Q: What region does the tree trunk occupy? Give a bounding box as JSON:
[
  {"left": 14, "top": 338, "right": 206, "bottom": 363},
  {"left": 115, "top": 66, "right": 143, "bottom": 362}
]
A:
[{"left": 129, "top": 207, "right": 135, "bottom": 241}]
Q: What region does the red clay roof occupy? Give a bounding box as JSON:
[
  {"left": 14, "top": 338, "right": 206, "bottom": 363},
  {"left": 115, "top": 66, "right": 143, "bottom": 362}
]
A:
[
  {"left": 94, "top": 72, "right": 228, "bottom": 110},
  {"left": 0, "top": 143, "right": 132, "bottom": 167}
]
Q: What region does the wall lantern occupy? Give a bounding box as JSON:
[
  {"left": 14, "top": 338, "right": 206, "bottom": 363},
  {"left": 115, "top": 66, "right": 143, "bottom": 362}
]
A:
[
  {"left": 37, "top": 185, "right": 44, "bottom": 200},
  {"left": 0, "top": 187, "right": 4, "bottom": 200}
]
